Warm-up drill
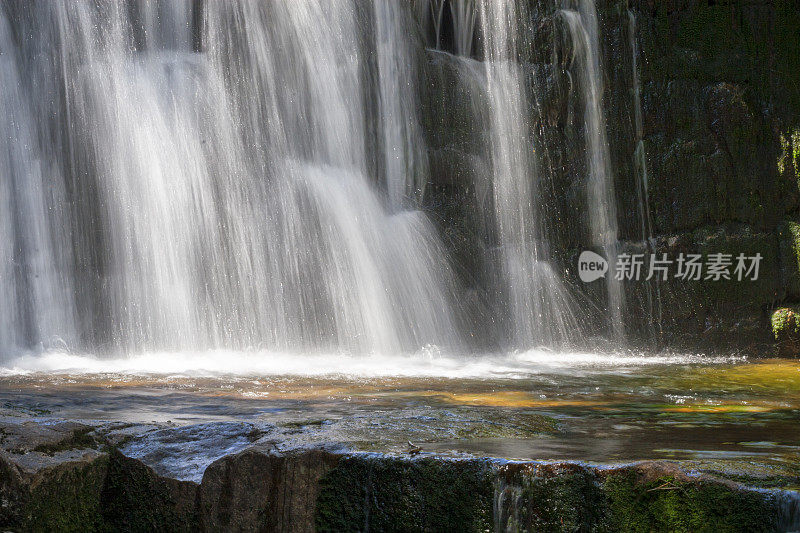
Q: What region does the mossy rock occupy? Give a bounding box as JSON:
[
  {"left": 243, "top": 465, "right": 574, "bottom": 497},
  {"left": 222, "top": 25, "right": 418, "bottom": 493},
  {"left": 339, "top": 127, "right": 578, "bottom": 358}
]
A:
[
  {"left": 770, "top": 306, "right": 800, "bottom": 358},
  {"left": 3, "top": 449, "right": 199, "bottom": 532},
  {"left": 495, "top": 462, "right": 782, "bottom": 532},
  {"left": 315, "top": 456, "right": 493, "bottom": 532},
  {"left": 496, "top": 463, "right": 610, "bottom": 531},
  {"left": 602, "top": 470, "right": 779, "bottom": 533},
  {"left": 778, "top": 221, "right": 800, "bottom": 298},
  {"left": 21, "top": 455, "right": 109, "bottom": 532}
]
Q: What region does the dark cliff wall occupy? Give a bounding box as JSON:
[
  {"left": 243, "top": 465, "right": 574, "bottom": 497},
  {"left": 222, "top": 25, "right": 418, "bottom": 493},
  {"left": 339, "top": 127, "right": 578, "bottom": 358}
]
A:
[
  {"left": 623, "top": 0, "right": 800, "bottom": 350},
  {"left": 421, "top": 0, "right": 800, "bottom": 353}
]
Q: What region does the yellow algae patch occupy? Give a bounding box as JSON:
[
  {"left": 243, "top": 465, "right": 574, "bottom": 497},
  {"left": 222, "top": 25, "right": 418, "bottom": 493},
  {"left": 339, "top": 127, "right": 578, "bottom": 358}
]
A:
[
  {"left": 667, "top": 359, "right": 800, "bottom": 398},
  {"left": 383, "top": 390, "right": 607, "bottom": 408}
]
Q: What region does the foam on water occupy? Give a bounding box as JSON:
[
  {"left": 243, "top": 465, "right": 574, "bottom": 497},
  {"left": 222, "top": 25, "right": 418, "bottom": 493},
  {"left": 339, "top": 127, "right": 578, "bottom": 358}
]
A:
[{"left": 0, "top": 349, "right": 743, "bottom": 380}]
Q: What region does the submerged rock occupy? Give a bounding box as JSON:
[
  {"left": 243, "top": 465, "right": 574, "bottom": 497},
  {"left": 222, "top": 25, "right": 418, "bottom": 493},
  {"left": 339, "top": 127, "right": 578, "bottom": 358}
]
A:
[{"left": 119, "top": 421, "right": 268, "bottom": 483}]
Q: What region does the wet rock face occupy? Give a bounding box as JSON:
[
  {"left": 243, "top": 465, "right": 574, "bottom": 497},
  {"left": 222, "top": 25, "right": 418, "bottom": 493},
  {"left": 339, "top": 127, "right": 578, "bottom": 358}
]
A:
[
  {"left": 418, "top": 0, "right": 800, "bottom": 352},
  {"left": 200, "top": 448, "right": 339, "bottom": 532},
  {"left": 601, "top": 0, "right": 800, "bottom": 349},
  {"left": 315, "top": 456, "right": 494, "bottom": 532},
  {"left": 1, "top": 446, "right": 791, "bottom": 532},
  {"left": 1, "top": 417, "right": 795, "bottom": 532}
]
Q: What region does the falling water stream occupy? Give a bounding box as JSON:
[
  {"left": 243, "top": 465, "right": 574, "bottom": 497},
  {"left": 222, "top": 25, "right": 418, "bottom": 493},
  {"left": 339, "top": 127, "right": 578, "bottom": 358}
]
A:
[
  {"left": 561, "top": 1, "right": 624, "bottom": 339},
  {"left": 628, "top": 8, "right": 662, "bottom": 340},
  {"left": 0, "top": 0, "right": 460, "bottom": 361},
  {"left": 479, "top": 0, "right": 579, "bottom": 348},
  {"left": 0, "top": 0, "right": 701, "bottom": 368}
]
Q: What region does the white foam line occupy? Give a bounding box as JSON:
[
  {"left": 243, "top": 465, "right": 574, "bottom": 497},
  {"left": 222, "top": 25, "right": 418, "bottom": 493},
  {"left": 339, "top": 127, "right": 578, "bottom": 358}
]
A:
[{"left": 0, "top": 349, "right": 743, "bottom": 379}]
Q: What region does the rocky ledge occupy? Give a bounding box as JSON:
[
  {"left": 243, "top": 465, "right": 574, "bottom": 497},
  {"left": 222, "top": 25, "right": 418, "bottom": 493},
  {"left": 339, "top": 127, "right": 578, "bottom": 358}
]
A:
[{"left": 1, "top": 418, "right": 798, "bottom": 532}]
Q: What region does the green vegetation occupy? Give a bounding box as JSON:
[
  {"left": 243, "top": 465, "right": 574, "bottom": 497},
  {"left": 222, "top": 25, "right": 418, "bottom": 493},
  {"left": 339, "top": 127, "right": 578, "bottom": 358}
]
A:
[
  {"left": 603, "top": 472, "right": 777, "bottom": 533},
  {"left": 21, "top": 456, "right": 109, "bottom": 533}
]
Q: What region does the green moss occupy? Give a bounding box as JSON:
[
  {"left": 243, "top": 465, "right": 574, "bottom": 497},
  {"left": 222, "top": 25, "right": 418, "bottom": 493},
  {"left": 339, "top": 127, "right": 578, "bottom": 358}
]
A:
[
  {"left": 603, "top": 472, "right": 778, "bottom": 533},
  {"left": 777, "top": 129, "right": 800, "bottom": 185},
  {"left": 99, "top": 449, "right": 198, "bottom": 532},
  {"left": 315, "top": 456, "right": 493, "bottom": 532},
  {"left": 785, "top": 221, "right": 800, "bottom": 277},
  {"left": 771, "top": 306, "right": 800, "bottom": 340},
  {"left": 497, "top": 465, "right": 610, "bottom": 531},
  {"left": 22, "top": 456, "right": 109, "bottom": 533},
  {"left": 777, "top": 221, "right": 800, "bottom": 299}
]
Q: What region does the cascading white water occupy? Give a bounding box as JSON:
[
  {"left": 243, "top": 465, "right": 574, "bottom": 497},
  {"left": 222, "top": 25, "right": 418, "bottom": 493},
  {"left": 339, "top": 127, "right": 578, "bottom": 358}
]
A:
[
  {"left": 374, "top": 0, "right": 429, "bottom": 207},
  {"left": 0, "top": 9, "right": 77, "bottom": 353},
  {"left": 561, "top": 2, "right": 624, "bottom": 338},
  {"left": 416, "top": 0, "right": 477, "bottom": 57},
  {"left": 451, "top": 0, "right": 477, "bottom": 57},
  {"left": 0, "top": 0, "right": 461, "bottom": 359},
  {"left": 479, "top": 0, "right": 579, "bottom": 348},
  {"left": 1, "top": 0, "right": 663, "bottom": 364}
]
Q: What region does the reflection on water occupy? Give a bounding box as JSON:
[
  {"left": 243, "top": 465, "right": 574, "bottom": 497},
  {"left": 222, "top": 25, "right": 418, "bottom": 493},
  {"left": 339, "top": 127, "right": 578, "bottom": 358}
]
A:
[{"left": 0, "top": 353, "right": 798, "bottom": 485}]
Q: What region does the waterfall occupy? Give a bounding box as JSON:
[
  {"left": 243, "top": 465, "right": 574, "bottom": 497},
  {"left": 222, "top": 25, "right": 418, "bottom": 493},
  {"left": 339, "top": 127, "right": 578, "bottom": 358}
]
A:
[
  {"left": 452, "top": 1, "right": 477, "bottom": 57},
  {"left": 0, "top": 0, "right": 461, "bottom": 358},
  {"left": 774, "top": 490, "right": 800, "bottom": 532},
  {"left": 374, "top": 0, "right": 428, "bottom": 208},
  {"left": 561, "top": 2, "right": 624, "bottom": 339},
  {"left": 426, "top": 0, "right": 446, "bottom": 50},
  {"left": 628, "top": 10, "right": 652, "bottom": 243},
  {"left": 416, "top": 0, "right": 477, "bottom": 57},
  {"left": 479, "top": 0, "right": 578, "bottom": 348},
  {"left": 629, "top": 9, "right": 662, "bottom": 339},
  {"left": 1, "top": 0, "right": 665, "bottom": 361},
  {"left": 0, "top": 8, "right": 77, "bottom": 353}
]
